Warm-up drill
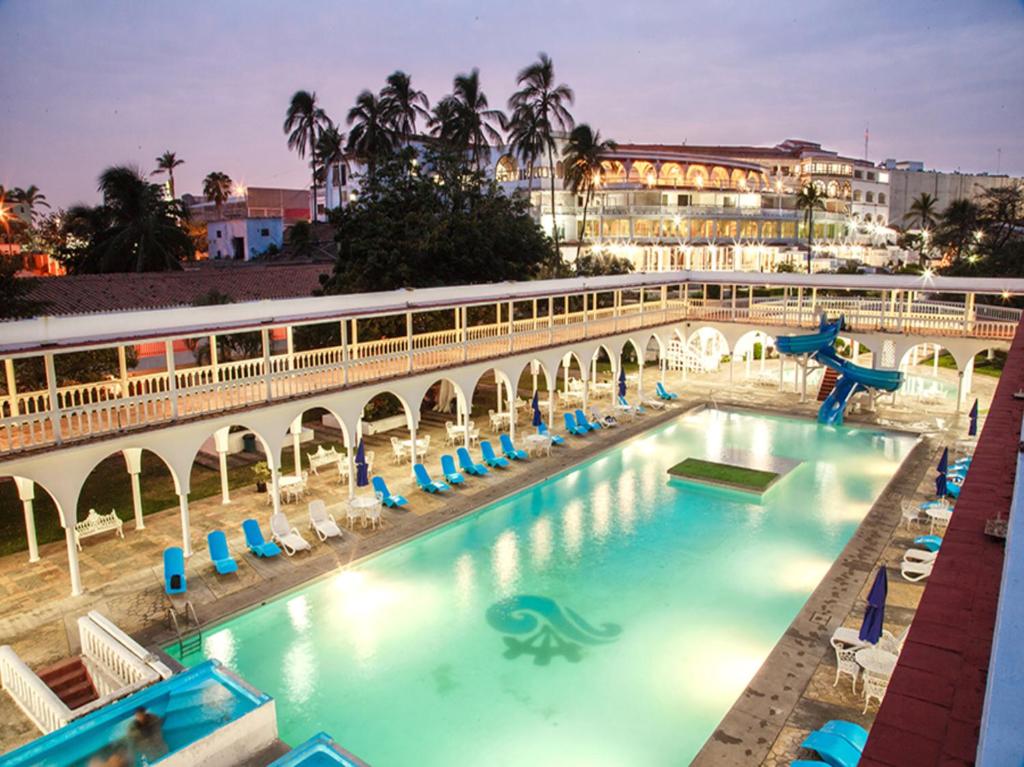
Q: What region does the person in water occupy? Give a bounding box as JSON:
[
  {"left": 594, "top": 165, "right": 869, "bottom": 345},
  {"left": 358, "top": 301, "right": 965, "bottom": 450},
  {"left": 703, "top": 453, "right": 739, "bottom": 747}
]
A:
[{"left": 127, "top": 706, "right": 168, "bottom": 761}]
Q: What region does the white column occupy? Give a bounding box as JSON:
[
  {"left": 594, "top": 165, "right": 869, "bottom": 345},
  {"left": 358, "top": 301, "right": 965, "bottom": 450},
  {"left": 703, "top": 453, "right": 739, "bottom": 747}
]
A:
[
  {"left": 409, "top": 421, "right": 418, "bottom": 477},
  {"left": 122, "top": 448, "right": 145, "bottom": 529},
  {"left": 285, "top": 325, "right": 295, "bottom": 370},
  {"left": 347, "top": 423, "right": 358, "bottom": 499},
  {"left": 164, "top": 341, "right": 179, "bottom": 419},
  {"left": 270, "top": 468, "right": 282, "bottom": 515},
  {"left": 291, "top": 416, "right": 303, "bottom": 479},
  {"left": 44, "top": 352, "right": 63, "bottom": 444},
  {"left": 178, "top": 493, "right": 191, "bottom": 557},
  {"left": 213, "top": 427, "right": 231, "bottom": 504},
  {"left": 64, "top": 524, "right": 82, "bottom": 596},
  {"left": 14, "top": 478, "right": 39, "bottom": 563},
  {"left": 548, "top": 387, "right": 556, "bottom": 429},
  {"left": 509, "top": 387, "right": 517, "bottom": 443},
  {"left": 933, "top": 344, "right": 939, "bottom": 376},
  {"left": 261, "top": 329, "right": 272, "bottom": 402},
  {"left": 760, "top": 335, "right": 767, "bottom": 373}
]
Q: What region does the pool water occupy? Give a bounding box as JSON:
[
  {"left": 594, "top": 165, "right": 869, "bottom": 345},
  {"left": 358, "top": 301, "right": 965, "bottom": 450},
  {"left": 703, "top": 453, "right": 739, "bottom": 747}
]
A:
[{"left": 178, "top": 409, "right": 916, "bottom": 766}]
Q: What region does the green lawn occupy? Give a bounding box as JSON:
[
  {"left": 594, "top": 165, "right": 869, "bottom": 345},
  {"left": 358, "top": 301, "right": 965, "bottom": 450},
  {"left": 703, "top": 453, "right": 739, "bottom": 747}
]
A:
[
  {"left": 667, "top": 458, "right": 778, "bottom": 492},
  {"left": 928, "top": 350, "right": 1006, "bottom": 378}
]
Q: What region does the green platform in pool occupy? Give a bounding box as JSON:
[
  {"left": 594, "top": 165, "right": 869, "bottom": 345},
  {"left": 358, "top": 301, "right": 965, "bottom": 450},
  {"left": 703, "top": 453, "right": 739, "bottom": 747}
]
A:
[{"left": 668, "top": 458, "right": 779, "bottom": 493}]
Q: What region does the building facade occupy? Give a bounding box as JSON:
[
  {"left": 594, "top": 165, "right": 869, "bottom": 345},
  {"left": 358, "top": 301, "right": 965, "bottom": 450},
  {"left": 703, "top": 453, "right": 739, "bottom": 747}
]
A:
[
  {"left": 184, "top": 187, "right": 311, "bottom": 226},
  {"left": 207, "top": 217, "right": 283, "bottom": 261},
  {"left": 882, "top": 161, "right": 1024, "bottom": 225}
]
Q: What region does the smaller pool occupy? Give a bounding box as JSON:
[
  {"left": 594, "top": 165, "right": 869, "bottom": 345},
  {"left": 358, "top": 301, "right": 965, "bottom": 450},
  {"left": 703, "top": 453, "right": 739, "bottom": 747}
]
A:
[
  {"left": 269, "top": 732, "right": 369, "bottom": 767},
  {"left": 0, "top": 661, "right": 269, "bottom": 767}
]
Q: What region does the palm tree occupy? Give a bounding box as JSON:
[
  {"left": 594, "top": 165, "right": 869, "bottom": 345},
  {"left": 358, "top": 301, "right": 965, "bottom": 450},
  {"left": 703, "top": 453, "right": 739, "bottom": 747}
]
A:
[
  {"left": 151, "top": 151, "right": 185, "bottom": 199},
  {"left": 283, "top": 90, "right": 331, "bottom": 221},
  {"left": 937, "top": 198, "right": 981, "bottom": 263},
  {"left": 509, "top": 53, "right": 574, "bottom": 255},
  {"left": 12, "top": 185, "right": 50, "bottom": 224},
  {"left": 381, "top": 71, "right": 430, "bottom": 145},
  {"left": 203, "top": 171, "right": 233, "bottom": 218},
  {"left": 81, "top": 165, "right": 192, "bottom": 272},
  {"left": 905, "top": 192, "right": 940, "bottom": 232},
  {"left": 346, "top": 90, "right": 396, "bottom": 179},
  {"left": 448, "top": 69, "right": 505, "bottom": 168},
  {"left": 506, "top": 103, "right": 545, "bottom": 199},
  {"left": 563, "top": 124, "right": 616, "bottom": 260},
  {"left": 313, "top": 124, "right": 345, "bottom": 188},
  {"left": 795, "top": 183, "right": 826, "bottom": 273}
]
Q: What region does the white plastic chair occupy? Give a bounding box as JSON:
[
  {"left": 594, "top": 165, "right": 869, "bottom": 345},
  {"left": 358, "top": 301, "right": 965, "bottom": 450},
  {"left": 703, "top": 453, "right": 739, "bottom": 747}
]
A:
[
  {"left": 929, "top": 508, "right": 952, "bottom": 535},
  {"left": 444, "top": 421, "right": 456, "bottom": 446},
  {"left": 878, "top": 627, "right": 909, "bottom": 656},
  {"left": 900, "top": 499, "right": 921, "bottom": 530},
  {"left": 862, "top": 671, "right": 889, "bottom": 713},
  {"left": 364, "top": 494, "right": 383, "bottom": 530},
  {"left": 832, "top": 644, "right": 861, "bottom": 693},
  {"left": 308, "top": 500, "right": 342, "bottom": 541},
  {"left": 391, "top": 437, "right": 407, "bottom": 464},
  {"left": 468, "top": 422, "right": 481, "bottom": 446},
  {"left": 269, "top": 512, "right": 312, "bottom": 555},
  {"left": 419, "top": 435, "right": 431, "bottom": 460}
]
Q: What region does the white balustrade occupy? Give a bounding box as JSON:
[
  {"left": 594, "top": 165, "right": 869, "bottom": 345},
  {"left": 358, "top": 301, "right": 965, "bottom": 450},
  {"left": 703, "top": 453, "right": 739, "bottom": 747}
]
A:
[{"left": 0, "top": 645, "right": 73, "bottom": 733}]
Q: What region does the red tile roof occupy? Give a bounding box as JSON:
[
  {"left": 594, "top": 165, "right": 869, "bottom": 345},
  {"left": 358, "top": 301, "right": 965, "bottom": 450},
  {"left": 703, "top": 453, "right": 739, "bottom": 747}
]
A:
[
  {"left": 18, "top": 263, "right": 331, "bottom": 317},
  {"left": 859, "top": 318, "right": 1022, "bottom": 766}
]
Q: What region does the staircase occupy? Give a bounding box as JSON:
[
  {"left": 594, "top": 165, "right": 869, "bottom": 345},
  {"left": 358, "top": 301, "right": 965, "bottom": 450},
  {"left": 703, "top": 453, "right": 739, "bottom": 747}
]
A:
[
  {"left": 36, "top": 657, "right": 98, "bottom": 710},
  {"left": 817, "top": 367, "right": 839, "bottom": 401}
]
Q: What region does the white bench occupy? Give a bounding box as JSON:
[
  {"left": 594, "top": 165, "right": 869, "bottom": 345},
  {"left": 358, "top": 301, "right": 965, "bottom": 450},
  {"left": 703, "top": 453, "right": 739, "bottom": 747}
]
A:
[
  {"left": 74, "top": 509, "right": 125, "bottom": 550},
  {"left": 306, "top": 445, "right": 340, "bottom": 474}
]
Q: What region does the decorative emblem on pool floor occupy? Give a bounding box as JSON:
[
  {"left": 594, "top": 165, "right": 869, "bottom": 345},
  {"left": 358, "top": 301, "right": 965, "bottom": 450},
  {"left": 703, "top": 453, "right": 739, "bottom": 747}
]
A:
[{"left": 485, "top": 595, "right": 621, "bottom": 665}]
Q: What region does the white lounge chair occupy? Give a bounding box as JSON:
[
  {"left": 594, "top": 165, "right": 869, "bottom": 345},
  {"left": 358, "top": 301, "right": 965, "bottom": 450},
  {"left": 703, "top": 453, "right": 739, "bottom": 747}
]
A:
[
  {"left": 269, "top": 512, "right": 312, "bottom": 555},
  {"left": 308, "top": 500, "right": 342, "bottom": 541},
  {"left": 903, "top": 548, "right": 937, "bottom": 564},
  {"left": 900, "top": 560, "right": 933, "bottom": 582}
]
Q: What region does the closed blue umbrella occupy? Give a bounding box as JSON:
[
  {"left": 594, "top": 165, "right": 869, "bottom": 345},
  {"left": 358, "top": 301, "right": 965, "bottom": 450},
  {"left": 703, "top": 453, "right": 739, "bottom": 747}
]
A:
[
  {"left": 937, "top": 447, "right": 949, "bottom": 476},
  {"left": 355, "top": 439, "right": 369, "bottom": 487},
  {"left": 859, "top": 568, "right": 888, "bottom": 644},
  {"left": 531, "top": 391, "right": 542, "bottom": 427},
  {"left": 968, "top": 399, "right": 979, "bottom": 437},
  {"left": 618, "top": 368, "right": 627, "bottom": 398},
  {"left": 935, "top": 471, "right": 947, "bottom": 498}
]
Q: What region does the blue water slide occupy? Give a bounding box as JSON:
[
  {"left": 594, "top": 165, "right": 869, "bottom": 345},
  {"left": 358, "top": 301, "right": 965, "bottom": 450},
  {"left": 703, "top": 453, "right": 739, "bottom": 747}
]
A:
[{"left": 775, "top": 317, "right": 903, "bottom": 425}]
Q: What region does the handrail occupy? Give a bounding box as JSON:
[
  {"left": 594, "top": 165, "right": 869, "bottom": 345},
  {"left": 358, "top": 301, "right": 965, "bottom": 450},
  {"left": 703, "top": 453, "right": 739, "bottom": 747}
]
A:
[{"left": 0, "top": 645, "right": 72, "bottom": 733}]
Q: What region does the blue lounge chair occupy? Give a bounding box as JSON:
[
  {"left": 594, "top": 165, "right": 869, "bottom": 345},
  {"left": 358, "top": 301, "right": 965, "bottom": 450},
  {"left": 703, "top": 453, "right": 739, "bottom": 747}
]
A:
[
  {"left": 499, "top": 433, "right": 528, "bottom": 460},
  {"left": 372, "top": 476, "right": 408, "bottom": 508},
  {"left": 800, "top": 731, "right": 861, "bottom": 767},
  {"left": 242, "top": 518, "right": 282, "bottom": 558},
  {"left": 457, "top": 446, "right": 488, "bottom": 476},
  {"left": 163, "top": 547, "right": 187, "bottom": 595},
  {"left": 575, "top": 409, "right": 600, "bottom": 432},
  {"left": 913, "top": 534, "right": 943, "bottom": 552},
  {"left": 563, "top": 412, "right": 587, "bottom": 436},
  {"left": 440, "top": 454, "right": 466, "bottom": 485},
  {"left": 480, "top": 440, "right": 511, "bottom": 468},
  {"left": 656, "top": 381, "right": 678, "bottom": 400},
  {"left": 414, "top": 463, "right": 450, "bottom": 493},
  {"left": 819, "top": 720, "right": 868, "bottom": 751},
  {"left": 538, "top": 422, "right": 565, "bottom": 446},
  {"left": 618, "top": 395, "right": 645, "bottom": 414},
  {"left": 206, "top": 530, "right": 238, "bottom": 575}
]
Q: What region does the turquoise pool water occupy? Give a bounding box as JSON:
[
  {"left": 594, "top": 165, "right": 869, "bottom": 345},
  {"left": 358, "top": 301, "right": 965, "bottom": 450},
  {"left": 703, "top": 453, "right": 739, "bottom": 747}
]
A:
[{"left": 178, "top": 409, "right": 916, "bottom": 766}]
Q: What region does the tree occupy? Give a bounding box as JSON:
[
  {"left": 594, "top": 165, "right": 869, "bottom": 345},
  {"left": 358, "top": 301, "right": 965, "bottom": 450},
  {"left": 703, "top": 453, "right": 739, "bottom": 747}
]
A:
[
  {"left": 506, "top": 103, "right": 544, "bottom": 200},
  {"left": 573, "top": 252, "right": 632, "bottom": 277},
  {"left": 795, "top": 183, "right": 826, "bottom": 273},
  {"left": 63, "top": 166, "right": 192, "bottom": 273},
  {"left": 203, "top": 171, "right": 232, "bottom": 217},
  {"left": 12, "top": 185, "right": 50, "bottom": 224},
  {"left": 151, "top": 151, "right": 185, "bottom": 199},
  {"left": 562, "top": 124, "right": 616, "bottom": 259},
  {"left": 321, "top": 148, "right": 551, "bottom": 296},
  {"left": 427, "top": 96, "right": 460, "bottom": 143},
  {"left": 287, "top": 220, "right": 315, "bottom": 259},
  {"left": 934, "top": 198, "right": 981, "bottom": 264},
  {"left": 904, "top": 192, "right": 939, "bottom": 232},
  {"left": 509, "top": 53, "right": 574, "bottom": 258},
  {"left": 0, "top": 259, "right": 44, "bottom": 319},
  {"left": 445, "top": 69, "right": 505, "bottom": 168},
  {"left": 284, "top": 90, "right": 331, "bottom": 221},
  {"left": 346, "top": 90, "right": 396, "bottom": 180},
  {"left": 187, "top": 290, "right": 261, "bottom": 364},
  {"left": 381, "top": 71, "right": 430, "bottom": 145},
  {"left": 313, "top": 125, "right": 345, "bottom": 187}
]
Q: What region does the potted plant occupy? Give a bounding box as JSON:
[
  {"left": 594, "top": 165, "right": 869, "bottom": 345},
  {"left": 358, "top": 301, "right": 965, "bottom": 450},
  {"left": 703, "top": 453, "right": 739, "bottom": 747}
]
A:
[{"left": 252, "top": 461, "right": 271, "bottom": 493}]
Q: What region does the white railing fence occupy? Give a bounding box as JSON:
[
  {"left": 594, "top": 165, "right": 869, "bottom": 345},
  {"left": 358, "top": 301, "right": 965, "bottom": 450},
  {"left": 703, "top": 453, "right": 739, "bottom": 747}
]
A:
[{"left": 0, "top": 645, "right": 73, "bottom": 733}]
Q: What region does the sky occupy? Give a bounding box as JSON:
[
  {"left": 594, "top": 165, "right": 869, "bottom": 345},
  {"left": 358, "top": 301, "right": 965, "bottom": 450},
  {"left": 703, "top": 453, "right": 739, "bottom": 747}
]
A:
[{"left": 1, "top": 0, "right": 1023, "bottom": 209}]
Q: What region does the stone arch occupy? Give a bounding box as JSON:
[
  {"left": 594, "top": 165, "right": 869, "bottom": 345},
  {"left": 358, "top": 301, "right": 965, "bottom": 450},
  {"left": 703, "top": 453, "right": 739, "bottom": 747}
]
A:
[
  {"left": 685, "top": 164, "right": 708, "bottom": 187},
  {"left": 730, "top": 168, "right": 746, "bottom": 188},
  {"left": 77, "top": 446, "right": 181, "bottom": 529},
  {"left": 0, "top": 473, "right": 68, "bottom": 550},
  {"left": 630, "top": 160, "right": 657, "bottom": 185},
  {"left": 468, "top": 366, "right": 520, "bottom": 436},
  {"left": 659, "top": 163, "right": 684, "bottom": 186},
  {"left": 600, "top": 160, "right": 626, "bottom": 182},
  {"left": 495, "top": 154, "right": 518, "bottom": 182},
  {"left": 710, "top": 166, "right": 730, "bottom": 187}
]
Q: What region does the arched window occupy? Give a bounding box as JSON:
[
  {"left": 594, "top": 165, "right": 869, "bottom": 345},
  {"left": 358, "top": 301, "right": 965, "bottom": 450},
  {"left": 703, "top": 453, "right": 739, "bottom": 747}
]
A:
[
  {"left": 864, "top": 214, "right": 873, "bottom": 223},
  {"left": 826, "top": 180, "right": 838, "bottom": 198},
  {"left": 865, "top": 192, "right": 875, "bottom": 203},
  {"left": 878, "top": 192, "right": 887, "bottom": 204},
  {"left": 495, "top": 155, "right": 518, "bottom": 182},
  {"left": 877, "top": 216, "right": 886, "bottom": 225},
  {"left": 853, "top": 190, "right": 862, "bottom": 202}
]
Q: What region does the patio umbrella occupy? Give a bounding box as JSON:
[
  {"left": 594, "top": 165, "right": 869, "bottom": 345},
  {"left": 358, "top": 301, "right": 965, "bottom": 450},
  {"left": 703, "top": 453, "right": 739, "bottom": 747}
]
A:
[
  {"left": 531, "top": 391, "right": 542, "bottom": 427},
  {"left": 859, "top": 567, "right": 888, "bottom": 644},
  {"left": 355, "top": 439, "right": 369, "bottom": 487},
  {"left": 936, "top": 447, "right": 949, "bottom": 476},
  {"left": 968, "top": 399, "right": 979, "bottom": 437},
  {"left": 618, "top": 368, "right": 627, "bottom": 398},
  {"left": 935, "top": 471, "right": 948, "bottom": 498}
]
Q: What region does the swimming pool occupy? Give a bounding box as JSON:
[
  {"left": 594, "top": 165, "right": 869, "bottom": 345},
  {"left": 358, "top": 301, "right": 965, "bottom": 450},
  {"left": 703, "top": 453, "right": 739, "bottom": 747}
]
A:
[{"left": 177, "top": 408, "right": 916, "bottom": 766}]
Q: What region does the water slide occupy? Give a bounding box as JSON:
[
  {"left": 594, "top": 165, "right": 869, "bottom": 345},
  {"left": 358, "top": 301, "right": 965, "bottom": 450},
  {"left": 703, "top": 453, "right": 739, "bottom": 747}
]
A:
[{"left": 776, "top": 317, "right": 903, "bottom": 426}]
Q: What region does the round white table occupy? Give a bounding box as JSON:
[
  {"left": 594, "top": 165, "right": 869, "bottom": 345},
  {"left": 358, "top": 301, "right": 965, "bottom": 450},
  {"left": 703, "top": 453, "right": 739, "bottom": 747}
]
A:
[
  {"left": 347, "top": 495, "right": 379, "bottom": 527},
  {"left": 401, "top": 438, "right": 428, "bottom": 461},
  {"left": 925, "top": 506, "right": 953, "bottom": 534},
  {"left": 856, "top": 647, "right": 898, "bottom": 678},
  {"left": 524, "top": 433, "right": 552, "bottom": 457}
]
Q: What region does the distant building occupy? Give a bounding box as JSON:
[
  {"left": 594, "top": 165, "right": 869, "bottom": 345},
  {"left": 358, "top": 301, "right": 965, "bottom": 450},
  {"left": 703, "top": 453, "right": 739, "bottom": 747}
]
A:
[
  {"left": 882, "top": 160, "right": 1024, "bottom": 224},
  {"left": 183, "top": 187, "right": 311, "bottom": 226},
  {"left": 207, "top": 217, "right": 283, "bottom": 261}
]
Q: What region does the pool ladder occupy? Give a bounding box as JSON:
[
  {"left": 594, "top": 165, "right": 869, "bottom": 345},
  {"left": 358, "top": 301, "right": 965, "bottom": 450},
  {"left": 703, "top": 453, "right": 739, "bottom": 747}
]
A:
[{"left": 168, "top": 601, "right": 203, "bottom": 658}]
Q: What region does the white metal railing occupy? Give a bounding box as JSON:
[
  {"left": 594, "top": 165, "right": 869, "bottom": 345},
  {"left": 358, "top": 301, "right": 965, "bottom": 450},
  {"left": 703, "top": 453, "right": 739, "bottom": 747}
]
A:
[
  {"left": 0, "top": 645, "right": 73, "bottom": 733},
  {"left": 0, "top": 294, "right": 1017, "bottom": 457}
]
